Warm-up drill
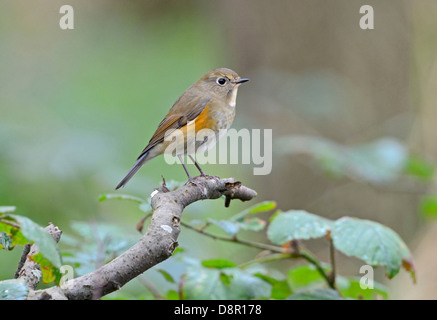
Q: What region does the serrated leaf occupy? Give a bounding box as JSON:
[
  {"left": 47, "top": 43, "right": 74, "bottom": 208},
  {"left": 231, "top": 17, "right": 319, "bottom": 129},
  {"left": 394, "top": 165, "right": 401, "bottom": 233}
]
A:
[
  {"left": 332, "top": 217, "right": 414, "bottom": 280},
  {"left": 201, "top": 258, "right": 237, "bottom": 269},
  {"left": 267, "top": 210, "right": 333, "bottom": 245},
  {"left": 0, "top": 279, "right": 28, "bottom": 300},
  {"left": 287, "top": 288, "right": 343, "bottom": 300}
]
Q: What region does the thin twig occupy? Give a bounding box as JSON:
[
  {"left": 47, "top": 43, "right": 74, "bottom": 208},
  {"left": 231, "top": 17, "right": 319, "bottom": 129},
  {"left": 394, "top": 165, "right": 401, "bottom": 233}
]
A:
[
  {"left": 328, "top": 237, "right": 337, "bottom": 289},
  {"left": 238, "top": 253, "right": 297, "bottom": 269},
  {"left": 180, "top": 220, "right": 282, "bottom": 252},
  {"left": 137, "top": 276, "right": 164, "bottom": 300},
  {"left": 14, "top": 244, "right": 31, "bottom": 279}
]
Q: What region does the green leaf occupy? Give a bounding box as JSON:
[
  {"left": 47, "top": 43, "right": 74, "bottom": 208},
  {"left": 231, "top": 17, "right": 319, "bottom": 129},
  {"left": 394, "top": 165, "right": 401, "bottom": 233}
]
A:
[
  {"left": 0, "top": 279, "right": 28, "bottom": 300},
  {"left": 332, "top": 217, "right": 414, "bottom": 279},
  {"left": 201, "top": 258, "right": 237, "bottom": 269},
  {"left": 230, "top": 201, "right": 277, "bottom": 221},
  {"left": 287, "top": 288, "right": 344, "bottom": 300},
  {"left": 29, "top": 252, "right": 62, "bottom": 284},
  {"left": 157, "top": 269, "right": 175, "bottom": 283},
  {"left": 172, "top": 247, "right": 185, "bottom": 256},
  {"left": 219, "top": 272, "right": 233, "bottom": 285},
  {"left": 182, "top": 266, "right": 271, "bottom": 300},
  {"left": 99, "top": 193, "right": 152, "bottom": 213},
  {"left": 338, "top": 277, "right": 388, "bottom": 300},
  {"left": 0, "top": 217, "right": 28, "bottom": 248},
  {"left": 419, "top": 195, "right": 437, "bottom": 220},
  {"left": 99, "top": 193, "right": 145, "bottom": 203},
  {"left": 167, "top": 289, "right": 180, "bottom": 300},
  {"left": 10, "top": 215, "right": 62, "bottom": 269},
  {"left": 287, "top": 264, "right": 330, "bottom": 290},
  {"left": 267, "top": 210, "right": 333, "bottom": 245},
  {"left": 254, "top": 273, "right": 291, "bottom": 299},
  {"left": 404, "top": 155, "right": 435, "bottom": 180}
]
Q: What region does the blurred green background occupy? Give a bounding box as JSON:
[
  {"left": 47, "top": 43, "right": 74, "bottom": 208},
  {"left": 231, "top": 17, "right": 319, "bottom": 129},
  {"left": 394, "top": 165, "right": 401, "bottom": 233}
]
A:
[{"left": 1, "top": 0, "right": 437, "bottom": 299}]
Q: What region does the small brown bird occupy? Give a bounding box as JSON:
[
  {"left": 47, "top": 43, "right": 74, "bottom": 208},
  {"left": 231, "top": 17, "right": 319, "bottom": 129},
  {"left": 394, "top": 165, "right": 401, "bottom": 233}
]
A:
[{"left": 116, "top": 68, "right": 249, "bottom": 189}]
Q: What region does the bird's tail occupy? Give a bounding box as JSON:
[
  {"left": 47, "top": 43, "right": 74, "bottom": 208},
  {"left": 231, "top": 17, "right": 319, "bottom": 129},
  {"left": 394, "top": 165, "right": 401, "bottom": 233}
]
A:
[{"left": 115, "top": 151, "right": 149, "bottom": 190}]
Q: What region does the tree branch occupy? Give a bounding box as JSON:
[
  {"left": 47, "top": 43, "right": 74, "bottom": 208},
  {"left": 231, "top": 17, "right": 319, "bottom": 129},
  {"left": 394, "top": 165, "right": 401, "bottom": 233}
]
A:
[{"left": 29, "top": 176, "right": 257, "bottom": 300}]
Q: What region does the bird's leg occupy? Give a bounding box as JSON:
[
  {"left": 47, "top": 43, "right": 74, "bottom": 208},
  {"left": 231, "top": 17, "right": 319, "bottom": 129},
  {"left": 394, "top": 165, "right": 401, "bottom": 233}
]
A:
[
  {"left": 178, "top": 155, "right": 206, "bottom": 194},
  {"left": 177, "top": 155, "right": 193, "bottom": 181},
  {"left": 188, "top": 155, "right": 206, "bottom": 176}
]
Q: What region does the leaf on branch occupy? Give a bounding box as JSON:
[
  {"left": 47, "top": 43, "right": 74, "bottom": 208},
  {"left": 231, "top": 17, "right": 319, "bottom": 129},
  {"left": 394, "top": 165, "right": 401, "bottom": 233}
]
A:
[
  {"left": 331, "top": 217, "right": 415, "bottom": 280},
  {"left": 267, "top": 210, "right": 333, "bottom": 245},
  {"left": 230, "top": 201, "right": 277, "bottom": 221},
  {"left": 254, "top": 273, "right": 291, "bottom": 299},
  {"left": 337, "top": 277, "right": 388, "bottom": 300},
  {"left": 99, "top": 193, "right": 152, "bottom": 213},
  {"left": 0, "top": 214, "right": 61, "bottom": 269},
  {"left": 205, "top": 201, "right": 274, "bottom": 237},
  {"left": 207, "top": 219, "right": 240, "bottom": 237},
  {"left": 157, "top": 269, "right": 175, "bottom": 283},
  {"left": 28, "top": 253, "right": 62, "bottom": 284},
  {"left": 287, "top": 264, "right": 331, "bottom": 290}
]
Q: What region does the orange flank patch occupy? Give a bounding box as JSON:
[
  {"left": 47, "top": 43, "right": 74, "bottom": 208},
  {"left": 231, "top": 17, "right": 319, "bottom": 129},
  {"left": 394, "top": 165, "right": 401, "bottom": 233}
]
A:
[{"left": 193, "top": 104, "right": 216, "bottom": 131}]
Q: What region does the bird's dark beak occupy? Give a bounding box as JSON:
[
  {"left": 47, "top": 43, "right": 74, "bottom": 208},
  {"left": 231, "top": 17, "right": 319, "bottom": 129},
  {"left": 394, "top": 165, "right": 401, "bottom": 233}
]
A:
[{"left": 235, "top": 78, "right": 249, "bottom": 84}]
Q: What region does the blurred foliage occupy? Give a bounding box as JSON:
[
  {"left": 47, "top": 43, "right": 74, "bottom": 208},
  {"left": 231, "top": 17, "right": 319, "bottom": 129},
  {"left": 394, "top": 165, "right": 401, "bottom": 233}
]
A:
[{"left": 276, "top": 135, "right": 434, "bottom": 185}]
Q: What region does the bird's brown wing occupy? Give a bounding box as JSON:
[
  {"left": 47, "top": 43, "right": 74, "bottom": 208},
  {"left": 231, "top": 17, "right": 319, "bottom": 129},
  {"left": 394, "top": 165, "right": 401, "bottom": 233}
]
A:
[{"left": 137, "top": 96, "right": 210, "bottom": 160}]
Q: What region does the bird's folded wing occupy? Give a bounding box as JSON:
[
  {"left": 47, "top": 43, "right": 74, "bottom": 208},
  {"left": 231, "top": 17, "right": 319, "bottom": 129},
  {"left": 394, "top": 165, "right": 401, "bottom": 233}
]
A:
[{"left": 137, "top": 97, "right": 210, "bottom": 160}]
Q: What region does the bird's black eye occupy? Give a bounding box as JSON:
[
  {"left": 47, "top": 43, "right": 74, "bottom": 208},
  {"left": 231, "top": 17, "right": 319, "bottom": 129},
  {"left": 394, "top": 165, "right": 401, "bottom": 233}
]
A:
[{"left": 216, "top": 77, "right": 227, "bottom": 85}]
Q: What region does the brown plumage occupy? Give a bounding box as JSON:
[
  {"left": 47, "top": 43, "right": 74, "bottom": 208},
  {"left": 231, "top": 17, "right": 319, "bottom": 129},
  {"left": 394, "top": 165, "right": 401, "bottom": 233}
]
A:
[{"left": 116, "top": 68, "right": 249, "bottom": 189}]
